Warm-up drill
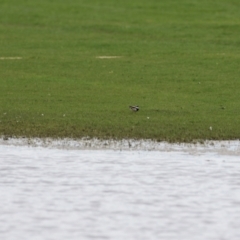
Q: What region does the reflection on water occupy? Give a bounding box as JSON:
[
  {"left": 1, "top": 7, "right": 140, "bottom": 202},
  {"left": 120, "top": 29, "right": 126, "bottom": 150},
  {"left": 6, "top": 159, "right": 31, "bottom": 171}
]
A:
[{"left": 0, "top": 145, "right": 240, "bottom": 240}]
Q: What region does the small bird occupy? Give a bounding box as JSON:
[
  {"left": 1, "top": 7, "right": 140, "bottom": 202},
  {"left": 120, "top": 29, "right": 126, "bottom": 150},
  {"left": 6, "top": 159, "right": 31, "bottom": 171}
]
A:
[{"left": 129, "top": 105, "right": 139, "bottom": 112}]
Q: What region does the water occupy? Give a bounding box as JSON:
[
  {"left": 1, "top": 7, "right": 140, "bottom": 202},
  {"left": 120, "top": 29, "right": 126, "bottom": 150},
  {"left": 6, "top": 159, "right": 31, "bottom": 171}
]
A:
[{"left": 0, "top": 144, "right": 240, "bottom": 240}]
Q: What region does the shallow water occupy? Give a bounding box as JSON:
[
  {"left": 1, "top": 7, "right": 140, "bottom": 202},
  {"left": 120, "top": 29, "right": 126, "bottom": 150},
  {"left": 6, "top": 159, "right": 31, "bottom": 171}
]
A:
[{"left": 0, "top": 144, "right": 240, "bottom": 240}]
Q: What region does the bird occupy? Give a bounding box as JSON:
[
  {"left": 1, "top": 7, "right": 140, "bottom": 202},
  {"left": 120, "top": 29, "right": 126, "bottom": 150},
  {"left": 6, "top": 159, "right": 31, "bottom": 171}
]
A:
[{"left": 129, "top": 105, "right": 139, "bottom": 112}]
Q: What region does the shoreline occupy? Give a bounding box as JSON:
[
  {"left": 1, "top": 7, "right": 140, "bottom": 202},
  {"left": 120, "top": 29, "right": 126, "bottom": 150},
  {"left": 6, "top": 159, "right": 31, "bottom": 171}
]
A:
[{"left": 0, "top": 136, "right": 239, "bottom": 155}]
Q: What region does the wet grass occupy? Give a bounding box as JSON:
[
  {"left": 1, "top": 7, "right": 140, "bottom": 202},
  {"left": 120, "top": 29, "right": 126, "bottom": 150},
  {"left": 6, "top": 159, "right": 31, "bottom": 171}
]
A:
[{"left": 0, "top": 0, "right": 240, "bottom": 142}]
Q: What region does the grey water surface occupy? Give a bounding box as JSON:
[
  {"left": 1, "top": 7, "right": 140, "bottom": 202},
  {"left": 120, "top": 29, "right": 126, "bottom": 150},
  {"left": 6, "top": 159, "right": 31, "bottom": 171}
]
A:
[{"left": 0, "top": 145, "right": 240, "bottom": 240}]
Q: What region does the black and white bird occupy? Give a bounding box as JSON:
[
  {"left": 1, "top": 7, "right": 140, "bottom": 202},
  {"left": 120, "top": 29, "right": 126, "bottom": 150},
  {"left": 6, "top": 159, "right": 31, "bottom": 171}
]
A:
[{"left": 129, "top": 105, "right": 139, "bottom": 112}]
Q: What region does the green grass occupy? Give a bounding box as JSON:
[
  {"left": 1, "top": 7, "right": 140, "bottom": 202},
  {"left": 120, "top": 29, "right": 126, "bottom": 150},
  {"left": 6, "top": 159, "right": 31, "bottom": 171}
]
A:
[{"left": 0, "top": 0, "right": 240, "bottom": 142}]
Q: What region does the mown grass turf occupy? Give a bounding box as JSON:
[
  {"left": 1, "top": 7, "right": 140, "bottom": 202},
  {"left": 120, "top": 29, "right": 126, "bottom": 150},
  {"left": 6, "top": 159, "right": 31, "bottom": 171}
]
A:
[{"left": 0, "top": 0, "right": 240, "bottom": 142}]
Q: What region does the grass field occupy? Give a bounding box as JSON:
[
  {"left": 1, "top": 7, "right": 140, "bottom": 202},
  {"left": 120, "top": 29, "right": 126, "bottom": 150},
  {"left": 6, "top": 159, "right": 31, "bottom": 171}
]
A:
[{"left": 0, "top": 0, "right": 240, "bottom": 142}]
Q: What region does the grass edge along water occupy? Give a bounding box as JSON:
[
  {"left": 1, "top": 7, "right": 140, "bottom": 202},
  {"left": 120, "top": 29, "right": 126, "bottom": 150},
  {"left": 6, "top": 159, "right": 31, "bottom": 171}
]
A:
[{"left": 0, "top": 0, "right": 240, "bottom": 142}]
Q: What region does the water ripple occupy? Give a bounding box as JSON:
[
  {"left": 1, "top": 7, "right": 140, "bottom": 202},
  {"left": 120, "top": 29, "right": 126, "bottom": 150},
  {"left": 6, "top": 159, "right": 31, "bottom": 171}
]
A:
[{"left": 0, "top": 145, "right": 240, "bottom": 240}]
